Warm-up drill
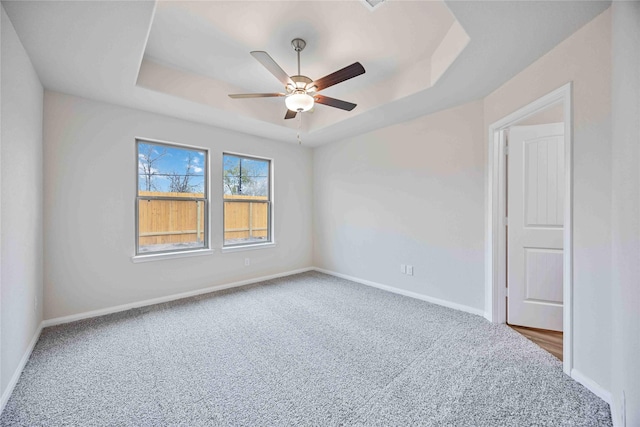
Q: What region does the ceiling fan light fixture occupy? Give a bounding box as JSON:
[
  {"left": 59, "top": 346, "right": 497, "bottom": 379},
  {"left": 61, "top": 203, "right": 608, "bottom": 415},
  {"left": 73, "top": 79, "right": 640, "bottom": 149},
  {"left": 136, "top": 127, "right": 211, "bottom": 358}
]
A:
[
  {"left": 229, "top": 38, "right": 364, "bottom": 120},
  {"left": 285, "top": 91, "right": 314, "bottom": 112}
]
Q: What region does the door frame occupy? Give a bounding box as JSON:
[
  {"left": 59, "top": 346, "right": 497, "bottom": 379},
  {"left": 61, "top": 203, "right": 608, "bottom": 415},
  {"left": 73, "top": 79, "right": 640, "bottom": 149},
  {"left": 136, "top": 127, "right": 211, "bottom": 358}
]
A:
[{"left": 485, "top": 82, "right": 573, "bottom": 375}]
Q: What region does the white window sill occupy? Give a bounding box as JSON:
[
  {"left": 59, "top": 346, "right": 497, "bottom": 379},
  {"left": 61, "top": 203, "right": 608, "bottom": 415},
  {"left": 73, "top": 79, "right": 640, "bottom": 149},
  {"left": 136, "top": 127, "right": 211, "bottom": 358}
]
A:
[
  {"left": 131, "top": 248, "right": 214, "bottom": 263},
  {"left": 221, "top": 242, "right": 276, "bottom": 253}
]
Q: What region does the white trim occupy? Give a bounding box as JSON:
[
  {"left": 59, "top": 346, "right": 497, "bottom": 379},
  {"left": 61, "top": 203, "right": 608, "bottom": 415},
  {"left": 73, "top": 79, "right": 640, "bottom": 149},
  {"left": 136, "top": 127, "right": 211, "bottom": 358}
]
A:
[
  {"left": 133, "top": 1, "right": 156, "bottom": 85},
  {"left": 571, "top": 368, "right": 612, "bottom": 406},
  {"left": 314, "top": 267, "right": 485, "bottom": 317},
  {"left": 131, "top": 248, "right": 214, "bottom": 263},
  {"left": 611, "top": 393, "right": 623, "bottom": 427},
  {"left": 134, "top": 136, "right": 209, "bottom": 152},
  {"left": 221, "top": 242, "right": 276, "bottom": 253},
  {"left": 485, "top": 82, "right": 573, "bottom": 375},
  {"left": 0, "top": 324, "right": 43, "bottom": 414},
  {"left": 43, "top": 267, "right": 314, "bottom": 327}
]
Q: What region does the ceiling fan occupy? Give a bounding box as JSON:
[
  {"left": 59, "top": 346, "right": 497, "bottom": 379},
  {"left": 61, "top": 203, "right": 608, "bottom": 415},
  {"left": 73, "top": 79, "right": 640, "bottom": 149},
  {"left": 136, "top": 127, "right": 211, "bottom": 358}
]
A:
[{"left": 228, "top": 38, "right": 365, "bottom": 120}]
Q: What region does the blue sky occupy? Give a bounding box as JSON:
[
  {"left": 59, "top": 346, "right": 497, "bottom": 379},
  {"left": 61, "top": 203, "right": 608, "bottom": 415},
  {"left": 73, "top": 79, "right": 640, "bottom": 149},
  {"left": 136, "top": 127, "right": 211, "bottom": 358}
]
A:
[
  {"left": 138, "top": 142, "right": 269, "bottom": 195},
  {"left": 138, "top": 142, "right": 205, "bottom": 193}
]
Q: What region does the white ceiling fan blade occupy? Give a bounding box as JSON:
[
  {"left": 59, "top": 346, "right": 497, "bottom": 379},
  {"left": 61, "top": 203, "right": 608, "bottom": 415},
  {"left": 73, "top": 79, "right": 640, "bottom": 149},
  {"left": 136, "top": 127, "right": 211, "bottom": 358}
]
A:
[
  {"left": 228, "top": 93, "right": 285, "bottom": 99},
  {"left": 250, "top": 51, "right": 294, "bottom": 87}
]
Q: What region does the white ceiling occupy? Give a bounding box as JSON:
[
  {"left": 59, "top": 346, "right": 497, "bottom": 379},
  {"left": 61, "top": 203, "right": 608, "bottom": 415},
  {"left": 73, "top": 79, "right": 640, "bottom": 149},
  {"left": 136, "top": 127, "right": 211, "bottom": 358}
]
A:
[
  {"left": 2, "top": 0, "right": 611, "bottom": 146},
  {"left": 145, "top": 1, "right": 454, "bottom": 93},
  {"left": 141, "top": 1, "right": 458, "bottom": 132}
]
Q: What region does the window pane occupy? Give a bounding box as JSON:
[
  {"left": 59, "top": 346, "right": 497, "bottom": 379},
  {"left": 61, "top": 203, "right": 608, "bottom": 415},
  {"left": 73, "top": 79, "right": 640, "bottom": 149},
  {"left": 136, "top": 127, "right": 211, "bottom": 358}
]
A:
[
  {"left": 223, "top": 155, "right": 240, "bottom": 196},
  {"left": 138, "top": 199, "right": 206, "bottom": 253},
  {"left": 138, "top": 143, "right": 205, "bottom": 194},
  {"left": 136, "top": 140, "right": 209, "bottom": 256},
  {"left": 223, "top": 154, "right": 269, "bottom": 197},
  {"left": 239, "top": 176, "right": 268, "bottom": 197},
  {"left": 223, "top": 153, "right": 271, "bottom": 247},
  {"left": 224, "top": 200, "right": 269, "bottom": 246}
]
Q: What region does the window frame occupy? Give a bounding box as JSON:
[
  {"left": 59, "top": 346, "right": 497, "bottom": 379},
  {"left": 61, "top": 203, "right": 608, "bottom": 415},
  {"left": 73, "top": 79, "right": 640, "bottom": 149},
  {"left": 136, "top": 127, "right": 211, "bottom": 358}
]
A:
[
  {"left": 134, "top": 138, "right": 211, "bottom": 259},
  {"left": 222, "top": 152, "right": 274, "bottom": 250}
]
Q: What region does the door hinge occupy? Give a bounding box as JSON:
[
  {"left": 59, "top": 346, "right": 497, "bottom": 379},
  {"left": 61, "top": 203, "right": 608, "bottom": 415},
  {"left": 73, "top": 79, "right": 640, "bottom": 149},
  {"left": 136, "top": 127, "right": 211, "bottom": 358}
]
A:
[
  {"left": 504, "top": 146, "right": 509, "bottom": 156},
  {"left": 503, "top": 217, "right": 509, "bottom": 226},
  {"left": 505, "top": 287, "right": 509, "bottom": 297}
]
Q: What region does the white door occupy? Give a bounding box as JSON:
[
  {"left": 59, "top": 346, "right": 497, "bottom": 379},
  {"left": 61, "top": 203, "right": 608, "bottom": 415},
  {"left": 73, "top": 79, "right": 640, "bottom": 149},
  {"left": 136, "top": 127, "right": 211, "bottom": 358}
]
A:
[{"left": 507, "top": 123, "right": 564, "bottom": 331}]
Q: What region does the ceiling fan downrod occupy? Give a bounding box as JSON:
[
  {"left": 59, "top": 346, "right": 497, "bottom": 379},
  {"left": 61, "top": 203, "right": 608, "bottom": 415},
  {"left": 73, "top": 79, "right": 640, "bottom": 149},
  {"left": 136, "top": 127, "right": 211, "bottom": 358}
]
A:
[
  {"left": 286, "top": 38, "right": 314, "bottom": 113},
  {"left": 291, "top": 38, "right": 306, "bottom": 76}
]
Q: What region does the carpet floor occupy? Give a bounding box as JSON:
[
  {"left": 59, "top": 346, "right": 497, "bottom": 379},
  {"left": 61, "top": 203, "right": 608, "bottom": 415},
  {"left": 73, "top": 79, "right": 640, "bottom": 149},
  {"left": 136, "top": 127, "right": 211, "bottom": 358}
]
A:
[{"left": 1, "top": 272, "right": 611, "bottom": 426}]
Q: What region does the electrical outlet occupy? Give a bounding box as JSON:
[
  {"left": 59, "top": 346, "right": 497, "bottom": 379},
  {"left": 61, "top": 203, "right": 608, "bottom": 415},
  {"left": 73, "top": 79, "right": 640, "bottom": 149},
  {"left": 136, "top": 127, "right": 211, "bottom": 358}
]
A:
[
  {"left": 406, "top": 265, "right": 414, "bottom": 276},
  {"left": 400, "top": 264, "right": 406, "bottom": 274},
  {"left": 244, "top": 258, "right": 250, "bottom": 266}
]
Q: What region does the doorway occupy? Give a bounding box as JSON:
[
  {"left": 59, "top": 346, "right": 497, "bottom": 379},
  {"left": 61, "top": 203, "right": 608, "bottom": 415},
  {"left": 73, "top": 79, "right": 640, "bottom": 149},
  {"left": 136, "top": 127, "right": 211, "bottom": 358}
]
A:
[{"left": 485, "top": 83, "right": 573, "bottom": 374}]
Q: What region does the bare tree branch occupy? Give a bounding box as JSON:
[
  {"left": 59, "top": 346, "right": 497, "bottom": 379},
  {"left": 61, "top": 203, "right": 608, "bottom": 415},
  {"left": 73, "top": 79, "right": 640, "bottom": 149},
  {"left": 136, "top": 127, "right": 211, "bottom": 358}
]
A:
[{"left": 139, "top": 145, "right": 168, "bottom": 191}]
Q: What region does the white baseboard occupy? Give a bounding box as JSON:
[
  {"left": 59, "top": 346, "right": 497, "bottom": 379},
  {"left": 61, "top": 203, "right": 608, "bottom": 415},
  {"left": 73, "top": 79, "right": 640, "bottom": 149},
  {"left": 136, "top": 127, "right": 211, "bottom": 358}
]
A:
[
  {"left": 312, "top": 267, "right": 485, "bottom": 317},
  {"left": 43, "top": 267, "right": 314, "bottom": 327},
  {"left": 1, "top": 323, "right": 43, "bottom": 414},
  {"left": 571, "top": 368, "right": 613, "bottom": 405}
]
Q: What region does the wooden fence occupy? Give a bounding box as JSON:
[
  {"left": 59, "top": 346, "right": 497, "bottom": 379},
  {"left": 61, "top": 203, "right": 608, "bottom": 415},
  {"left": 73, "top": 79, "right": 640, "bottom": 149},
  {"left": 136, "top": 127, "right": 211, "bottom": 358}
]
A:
[
  {"left": 138, "top": 191, "right": 268, "bottom": 246},
  {"left": 223, "top": 194, "right": 269, "bottom": 242}
]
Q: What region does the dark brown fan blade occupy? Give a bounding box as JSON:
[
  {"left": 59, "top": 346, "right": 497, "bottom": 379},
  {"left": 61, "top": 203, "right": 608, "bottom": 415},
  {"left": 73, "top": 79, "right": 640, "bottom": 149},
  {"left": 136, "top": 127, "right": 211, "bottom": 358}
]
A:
[
  {"left": 228, "top": 93, "right": 285, "bottom": 99},
  {"left": 314, "top": 95, "right": 357, "bottom": 111},
  {"left": 309, "top": 62, "right": 365, "bottom": 92},
  {"left": 250, "top": 51, "right": 294, "bottom": 87},
  {"left": 284, "top": 109, "right": 297, "bottom": 120}
]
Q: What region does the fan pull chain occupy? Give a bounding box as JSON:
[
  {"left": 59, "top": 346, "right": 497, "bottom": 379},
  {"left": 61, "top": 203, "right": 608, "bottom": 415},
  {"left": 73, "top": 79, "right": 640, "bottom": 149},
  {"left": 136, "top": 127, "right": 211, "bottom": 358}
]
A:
[{"left": 297, "top": 113, "right": 302, "bottom": 145}]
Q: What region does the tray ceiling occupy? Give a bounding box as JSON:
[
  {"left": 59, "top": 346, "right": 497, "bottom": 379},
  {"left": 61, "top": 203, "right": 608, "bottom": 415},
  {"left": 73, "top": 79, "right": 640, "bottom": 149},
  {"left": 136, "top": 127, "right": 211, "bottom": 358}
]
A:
[{"left": 2, "top": 0, "right": 611, "bottom": 146}]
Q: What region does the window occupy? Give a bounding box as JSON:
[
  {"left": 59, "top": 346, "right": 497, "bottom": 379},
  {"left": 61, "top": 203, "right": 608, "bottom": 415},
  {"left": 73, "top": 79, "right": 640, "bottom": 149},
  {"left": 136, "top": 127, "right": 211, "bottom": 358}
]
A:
[
  {"left": 136, "top": 139, "right": 208, "bottom": 255},
  {"left": 223, "top": 153, "right": 271, "bottom": 247}
]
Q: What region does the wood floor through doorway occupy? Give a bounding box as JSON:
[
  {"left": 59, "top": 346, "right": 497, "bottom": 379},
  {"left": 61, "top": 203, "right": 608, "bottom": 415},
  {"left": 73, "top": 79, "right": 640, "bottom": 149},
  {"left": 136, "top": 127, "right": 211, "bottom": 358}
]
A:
[{"left": 508, "top": 325, "right": 563, "bottom": 361}]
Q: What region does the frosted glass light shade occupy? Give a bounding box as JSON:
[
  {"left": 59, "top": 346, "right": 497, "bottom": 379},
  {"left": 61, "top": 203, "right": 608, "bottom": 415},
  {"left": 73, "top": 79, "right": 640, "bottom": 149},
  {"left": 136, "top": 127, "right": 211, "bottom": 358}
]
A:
[{"left": 285, "top": 92, "right": 314, "bottom": 112}]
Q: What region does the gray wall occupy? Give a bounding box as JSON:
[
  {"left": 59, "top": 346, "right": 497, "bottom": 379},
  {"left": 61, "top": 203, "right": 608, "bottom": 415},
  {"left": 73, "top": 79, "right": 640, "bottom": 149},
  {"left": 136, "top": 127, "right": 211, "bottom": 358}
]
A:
[
  {"left": 611, "top": 2, "right": 640, "bottom": 425},
  {"left": 314, "top": 8, "right": 614, "bottom": 397},
  {"left": 483, "top": 8, "right": 612, "bottom": 391},
  {"left": 0, "top": 5, "right": 44, "bottom": 401},
  {"left": 313, "top": 100, "right": 486, "bottom": 313},
  {"left": 43, "top": 92, "right": 313, "bottom": 320}
]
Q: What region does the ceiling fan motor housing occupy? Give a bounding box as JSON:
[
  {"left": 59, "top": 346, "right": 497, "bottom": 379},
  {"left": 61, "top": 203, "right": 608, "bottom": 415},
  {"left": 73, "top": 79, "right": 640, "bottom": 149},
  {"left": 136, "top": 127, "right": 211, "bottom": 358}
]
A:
[{"left": 287, "top": 75, "right": 313, "bottom": 93}]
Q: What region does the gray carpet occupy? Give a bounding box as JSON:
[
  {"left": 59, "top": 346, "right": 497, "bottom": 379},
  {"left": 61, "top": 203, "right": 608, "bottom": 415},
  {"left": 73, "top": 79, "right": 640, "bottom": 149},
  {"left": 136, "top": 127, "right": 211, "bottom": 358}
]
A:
[{"left": 1, "top": 272, "right": 611, "bottom": 426}]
